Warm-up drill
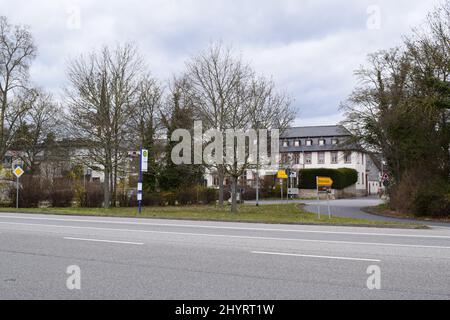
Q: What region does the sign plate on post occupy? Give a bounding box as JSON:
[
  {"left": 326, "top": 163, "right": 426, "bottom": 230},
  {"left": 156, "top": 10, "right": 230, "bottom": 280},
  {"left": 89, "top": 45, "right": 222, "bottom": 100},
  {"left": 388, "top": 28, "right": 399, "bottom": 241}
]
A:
[
  {"left": 13, "top": 167, "right": 24, "bottom": 178},
  {"left": 317, "top": 177, "right": 333, "bottom": 187},
  {"left": 141, "top": 149, "right": 149, "bottom": 172},
  {"left": 277, "top": 170, "right": 288, "bottom": 179}
]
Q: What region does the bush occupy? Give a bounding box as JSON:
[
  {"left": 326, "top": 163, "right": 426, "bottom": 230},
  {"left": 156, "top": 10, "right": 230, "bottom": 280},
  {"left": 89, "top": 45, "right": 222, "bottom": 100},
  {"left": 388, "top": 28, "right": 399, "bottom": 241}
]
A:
[
  {"left": 10, "top": 176, "right": 47, "bottom": 208},
  {"left": 79, "top": 183, "right": 104, "bottom": 208},
  {"left": 49, "top": 179, "right": 74, "bottom": 207},
  {"left": 177, "top": 188, "right": 197, "bottom": 205},
  {"left": 118, "top": 187, "right": 218, "bottom": 207},
  {"left": 299, "top": 168, "right": 358, "bottom": 190},
  {"left": 198, "top": 187, "right": 218, "bottom": 205},
  {"left": 413, "top": 180, "right": 450, "bottom": 217},
  {"left": 162, "top": 192, "right": 177, "bottom": 206},
  {"left": 143, "top": 193, "right": 165, "bottom": 206}
]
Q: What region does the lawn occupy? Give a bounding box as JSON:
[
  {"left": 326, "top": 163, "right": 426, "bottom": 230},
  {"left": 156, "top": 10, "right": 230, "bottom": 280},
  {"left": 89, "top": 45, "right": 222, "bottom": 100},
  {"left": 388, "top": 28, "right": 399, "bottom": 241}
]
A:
[{"left": 0, "top": 204, "right": 426, "bottom": 229}]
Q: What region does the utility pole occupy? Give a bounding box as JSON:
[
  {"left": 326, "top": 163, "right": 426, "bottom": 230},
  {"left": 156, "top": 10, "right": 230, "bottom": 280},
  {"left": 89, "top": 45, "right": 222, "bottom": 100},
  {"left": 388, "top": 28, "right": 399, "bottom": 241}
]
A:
[{"left": 138, "top": 147, "right": 143, "bottom": 214}]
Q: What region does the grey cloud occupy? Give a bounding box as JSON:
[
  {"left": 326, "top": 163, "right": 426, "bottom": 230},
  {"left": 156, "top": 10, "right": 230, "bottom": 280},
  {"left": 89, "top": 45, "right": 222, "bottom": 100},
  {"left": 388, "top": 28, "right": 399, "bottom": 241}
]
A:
[{"left": 0, "top": 0, "right": 441, "bottom": 125}]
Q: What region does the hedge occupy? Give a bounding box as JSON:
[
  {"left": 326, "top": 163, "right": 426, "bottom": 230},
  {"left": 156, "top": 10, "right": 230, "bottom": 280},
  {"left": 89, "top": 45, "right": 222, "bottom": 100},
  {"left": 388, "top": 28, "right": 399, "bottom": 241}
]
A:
[{"left": 298, "top": 168, "right": 358, "bottom": 190}]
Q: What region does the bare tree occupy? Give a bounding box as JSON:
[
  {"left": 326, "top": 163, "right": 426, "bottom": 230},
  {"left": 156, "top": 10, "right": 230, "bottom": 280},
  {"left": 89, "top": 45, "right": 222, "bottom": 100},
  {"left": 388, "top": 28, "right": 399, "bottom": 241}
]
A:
[
  {"left": 14, "top": 90, "right": 60, "bottom": 173},
  {"left": 223, "top": 75, "right": 294, "bottom": 213},
  {"left": 0, "top": 16, "right": 37, "bottom": 160},
  {"left": 185, "top": 43, "right": 253, "bottom": 206},
  {"left": 66, "top": 44, "right": 144, "bottom": 208},
  {"left": 129, "top": 75, "right": 163, "bottom": 191},
  {"left": 185, "top": 43, "right": 295, "bottom": 212},
  {"left": 246, "top": 76, "right": 295, "bottom": 206}
]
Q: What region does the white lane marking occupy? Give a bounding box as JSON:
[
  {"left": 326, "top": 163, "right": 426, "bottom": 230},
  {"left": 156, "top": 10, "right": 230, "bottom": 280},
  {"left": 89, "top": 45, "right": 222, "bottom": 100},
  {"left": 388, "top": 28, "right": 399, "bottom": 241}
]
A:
[
  {"left": 252, "top": 251, "right": 381, "bottom": 262},
  {"left": 64, "top": 237, "right": 143, "bottom": 245},
  {"left": 0, "top": 214, "right": 447, "bottom": 239},
  {"left": 1, "top": 221, "right": 450, "bottom": 250}
]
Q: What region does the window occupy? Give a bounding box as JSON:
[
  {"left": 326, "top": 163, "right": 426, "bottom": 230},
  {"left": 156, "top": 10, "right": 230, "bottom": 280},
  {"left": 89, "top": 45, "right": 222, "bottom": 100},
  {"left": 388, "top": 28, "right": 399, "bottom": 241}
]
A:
[
  {"left": 305, "top": 152, "right": 312, "bottom": 164},
  {"left": 331, "top": 152, "right": 339, "bottom": 164},
  {"left": 319, "top": 139, "right": 326, "bottom": 146},
  {"left": 344, "top": 152, "right": 352, "bottom": 164},
  {"left": 306, "top": 140, "right": 313, "bottom": 146},
  {"left": 294, "top": 153, "right": 300, "bottom": 165},
  {"left": 362, "top": 173, "right": 365, "bottom": 185},
  {"left": 318, "top": 152, "right": 325, "bottom": 164},
  {"left": 332, "top": 139, "right": 339, "bottom": 145},
  {"left": 294, "top": 140, "right": 300, "bottom": 147}
]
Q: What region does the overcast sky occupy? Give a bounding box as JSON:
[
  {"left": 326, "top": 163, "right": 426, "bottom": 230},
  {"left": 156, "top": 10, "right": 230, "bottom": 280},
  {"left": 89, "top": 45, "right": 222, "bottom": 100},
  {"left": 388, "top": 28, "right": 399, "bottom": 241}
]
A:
[{"left": 0, "top": 0, "right": 441, "bottom": 126}]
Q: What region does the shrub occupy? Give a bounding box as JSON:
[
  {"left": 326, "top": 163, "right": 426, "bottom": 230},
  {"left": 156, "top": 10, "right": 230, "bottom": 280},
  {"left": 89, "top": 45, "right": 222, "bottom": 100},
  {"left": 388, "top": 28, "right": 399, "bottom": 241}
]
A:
[
  {"left": 242, "top": 189, "right": 257, "bottom": 201},
  {"left": 49, "top": 179, "right": 74, "bottom": 207},
  {"left": 199, "top": 187, "right": 218, "bottom": 205},
  {"left": 413, "top": 180, "right": 450, "bottom": 217},
  {"left": 143, "top": 193, "right": 165, "bottom": 206},
  {"left": 79, "top": 183, "right": 104, "bottom": 208},
  {"left": 299, "top": 168, "right": 358, "bottom": 190},
  {"left": 10, "top": 176, "right": 47, "bottom": 208},
  {"left": 162, "top": 192, "right": 177, "bottom": 206},
  {"left": 177, "top": 188, "right": 197, "bottom": 205}
]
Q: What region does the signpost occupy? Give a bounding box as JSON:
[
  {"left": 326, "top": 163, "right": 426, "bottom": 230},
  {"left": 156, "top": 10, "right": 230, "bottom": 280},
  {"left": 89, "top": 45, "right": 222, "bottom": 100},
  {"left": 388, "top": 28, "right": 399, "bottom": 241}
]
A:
[
  {"left": 277, "top": 170, "right": 288, "bottom": 200},
  {"left": 13, "top": 166, "right": 24, "bottom": 209},
  {"left": 138, "top": 149, "right": 149, "bottom": 214},
  {"left": 382, "top": 173, "right": 390, "bottom": 187},
  {"left": 316, "top": 176, "right": 333, "bottom": 219}
]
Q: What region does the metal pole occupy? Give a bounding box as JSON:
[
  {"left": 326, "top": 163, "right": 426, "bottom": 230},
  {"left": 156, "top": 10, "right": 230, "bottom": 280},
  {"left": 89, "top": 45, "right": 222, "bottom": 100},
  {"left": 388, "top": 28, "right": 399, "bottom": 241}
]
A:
[
  {"left": 138, "top": 147, "right": 143, "bottom": 214},
  {"left": 280, "top": 179, "right": 283, "bottom": 201},
  {"left": 327, "top": 192, "right": 331, "bottom": 219},
  {"left": 16, "top": 176, "right": 19, "bottom": 209},
  {"left": 286, "top": 172, "right": 289, "bottom": 203},
  {"left": 317, "top": 177, "right": 320, "bottom": 219},
  {"left": 256, "top": 169, "right": 259, "bottom": 207}
]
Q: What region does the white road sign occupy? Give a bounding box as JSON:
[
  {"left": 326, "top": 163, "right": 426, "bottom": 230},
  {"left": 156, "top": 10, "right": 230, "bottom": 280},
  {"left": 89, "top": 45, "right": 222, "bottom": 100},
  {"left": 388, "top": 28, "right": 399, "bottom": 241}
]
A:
[{"left": 141, "top": 149, "right": 149, "bottom": 172}]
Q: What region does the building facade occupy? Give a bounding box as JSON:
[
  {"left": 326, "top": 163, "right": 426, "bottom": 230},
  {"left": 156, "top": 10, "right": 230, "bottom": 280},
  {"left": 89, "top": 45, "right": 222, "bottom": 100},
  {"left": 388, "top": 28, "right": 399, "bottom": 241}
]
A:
[{"left": 206, "top": 125, "right": 382, "bottom": 197}]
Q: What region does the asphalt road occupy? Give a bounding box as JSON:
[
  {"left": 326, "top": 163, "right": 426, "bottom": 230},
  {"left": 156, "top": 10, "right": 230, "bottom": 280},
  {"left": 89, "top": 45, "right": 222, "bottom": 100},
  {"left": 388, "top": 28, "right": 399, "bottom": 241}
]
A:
[
  {"left": 248, "top": 197, "right": 450, "bottom": 228},
  {"left": 1, "top": 212, "right": 450, "bottom": 300}
]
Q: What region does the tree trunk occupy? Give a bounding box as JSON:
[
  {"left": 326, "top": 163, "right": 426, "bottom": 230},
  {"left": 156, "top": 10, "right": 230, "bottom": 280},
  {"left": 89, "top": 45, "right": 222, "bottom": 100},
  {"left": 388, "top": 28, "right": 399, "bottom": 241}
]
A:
[
  {"left": 218, "top": 165, "right": 225, "bottom": 206},
  {"left": 104, "top": 169, "right": 110, "bottom": 208},
  {"left": 103, "top": 153, "right": 111, "bottom": 208},
  {"left": 231, "top": 176, "right": 238, "bottom": 213}
]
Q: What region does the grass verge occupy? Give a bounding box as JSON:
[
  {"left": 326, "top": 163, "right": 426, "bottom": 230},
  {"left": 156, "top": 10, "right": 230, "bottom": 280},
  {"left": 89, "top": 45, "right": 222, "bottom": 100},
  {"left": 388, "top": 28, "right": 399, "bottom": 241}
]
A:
[
  {"left": 364, "top": 204, "right": 450, "bottom": 223},
  {"left": 0, "top": 204, "right": 426, "bottom": 229}
]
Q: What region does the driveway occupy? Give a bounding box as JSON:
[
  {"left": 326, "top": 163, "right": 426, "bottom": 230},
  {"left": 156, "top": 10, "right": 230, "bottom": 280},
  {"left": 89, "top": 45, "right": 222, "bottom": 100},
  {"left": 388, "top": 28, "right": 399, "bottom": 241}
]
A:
[{"left": 247, "top": 197, "right": 450, "bottom": 229}]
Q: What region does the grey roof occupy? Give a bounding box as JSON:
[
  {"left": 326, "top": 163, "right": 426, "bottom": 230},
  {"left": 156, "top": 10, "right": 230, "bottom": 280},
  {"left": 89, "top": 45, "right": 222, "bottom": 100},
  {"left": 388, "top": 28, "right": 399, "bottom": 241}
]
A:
[
  {"left": 280, "top": 125, "right": 360, "bottom": 152},
  {"left": 281, "top": 125, "right": 351, "bottom": 139}
]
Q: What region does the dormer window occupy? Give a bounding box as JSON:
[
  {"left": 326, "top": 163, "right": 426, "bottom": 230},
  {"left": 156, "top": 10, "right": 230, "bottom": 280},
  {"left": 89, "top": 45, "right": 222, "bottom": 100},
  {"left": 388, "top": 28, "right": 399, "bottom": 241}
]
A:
[
  {"left": 294, "top": 140, "right": 300, "bottom": 147},
  {"left": 306, "top": 140, "right": 313, "bottom": 146},
  {"left": 319, "top": 139, "right": 326, "bottom": 146},
  {"left": 282, "top": 140, "right": 289, "bottom": 147},
  {"left": 332, "top": 139, "right": 339, "bottom": 145}
]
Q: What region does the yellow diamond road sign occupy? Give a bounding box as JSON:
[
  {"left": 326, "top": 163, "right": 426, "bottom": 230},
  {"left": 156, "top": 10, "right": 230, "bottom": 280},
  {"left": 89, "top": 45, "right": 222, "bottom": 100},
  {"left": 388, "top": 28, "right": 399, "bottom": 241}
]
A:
[
  {"left": 13, "top": 167, "right": 24, "bottom": 178},
  {"left": 277, "top": 170, "right": 288, "bottom": 179}
]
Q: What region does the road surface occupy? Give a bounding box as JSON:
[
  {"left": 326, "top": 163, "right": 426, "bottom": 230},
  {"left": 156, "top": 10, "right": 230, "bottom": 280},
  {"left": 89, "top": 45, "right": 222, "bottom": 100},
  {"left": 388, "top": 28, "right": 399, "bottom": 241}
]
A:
[
  {"left": 248, "top": 197, "right": 450, "bottom": 228},
  {"left": 0, "top": 212, "right": 450, "bottom": 300}
]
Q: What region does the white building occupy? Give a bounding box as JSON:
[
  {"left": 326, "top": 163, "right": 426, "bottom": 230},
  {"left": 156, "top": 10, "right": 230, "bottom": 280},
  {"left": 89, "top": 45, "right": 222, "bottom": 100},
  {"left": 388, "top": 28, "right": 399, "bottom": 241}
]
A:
[
  {"left": 206, "top": 125, "right": 382, "bottom": 197},
  {"left": 279, "top": 125, "right": 371, "bottom": 195}
]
